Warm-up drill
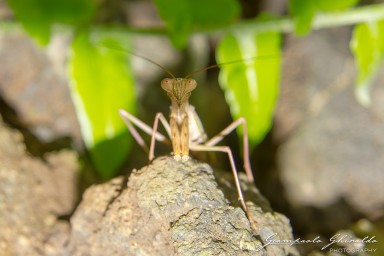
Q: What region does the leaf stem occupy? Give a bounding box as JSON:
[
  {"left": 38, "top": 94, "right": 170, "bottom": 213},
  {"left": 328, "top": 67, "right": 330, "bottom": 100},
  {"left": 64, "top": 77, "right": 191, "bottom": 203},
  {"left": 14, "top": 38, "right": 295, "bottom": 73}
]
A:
[
  {"left": 102, "top": 3, "right": 384, "bottom": 35},
  {"left": 1, "top": 3, "right": 384, "bottom": 36},
  {"left": 91, "top": 3, "right": 384, "bottom": 36},
  {"left": 222, "top": 3, "right": 384, "bottom": 34}
]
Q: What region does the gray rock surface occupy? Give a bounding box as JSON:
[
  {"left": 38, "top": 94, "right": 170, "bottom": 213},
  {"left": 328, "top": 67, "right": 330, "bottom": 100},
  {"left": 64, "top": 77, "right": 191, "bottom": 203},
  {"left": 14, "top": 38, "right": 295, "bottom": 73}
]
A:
[
  {"left": 0, "top": 32, "right": 82, "bottom": 147},
  {"left": 275, "top": 28, "right": 384, "bottom": 221},
  {"left": 68, "top": 157, "right": 299, "bottom": 256},
  {"left": 0, "top": 116, "right": 78, "bottom": 256},
  {"left": 0, "top": 114, "right": 298, "bottom": 256}
]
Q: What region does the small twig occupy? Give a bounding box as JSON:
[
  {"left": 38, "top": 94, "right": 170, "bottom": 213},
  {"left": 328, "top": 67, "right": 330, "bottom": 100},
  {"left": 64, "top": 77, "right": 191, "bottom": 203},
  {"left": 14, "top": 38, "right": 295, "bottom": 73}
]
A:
[
  {"left": 223, "top": 3, "right": 384, "bottom": 34},
  {"left": 1, "top": 4, "right": 384, "bottom": 36}
]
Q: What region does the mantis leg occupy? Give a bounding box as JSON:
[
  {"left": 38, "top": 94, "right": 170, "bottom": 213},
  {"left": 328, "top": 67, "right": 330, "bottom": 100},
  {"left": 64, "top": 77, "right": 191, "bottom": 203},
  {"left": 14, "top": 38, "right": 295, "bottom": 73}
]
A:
[
  {"left": 149, "top": 112, "right": 172, "bottom": 161},
  {"left": 204, "top": 118, "right": 254, "bottom": 182},
  {"left": 119, "top": 109, "right": 169, "bottom": 155},
  {"left": 189, "top": 144, "right": 248, "bottom": 212}
]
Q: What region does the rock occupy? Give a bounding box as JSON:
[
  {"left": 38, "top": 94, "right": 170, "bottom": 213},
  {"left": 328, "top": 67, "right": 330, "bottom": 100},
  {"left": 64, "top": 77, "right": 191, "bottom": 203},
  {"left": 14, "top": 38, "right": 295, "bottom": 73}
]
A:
[
  {"left": 0, "top": 32, "right": 82, "bottom": 147},
  {"left": 275, "top": 28, "right": 384, "bottom": 230},
  {"left": 0, "top": 116, "right": 78, "bottom": 256},
  {"left": 68, "top": 156, "right": 298, "bottom": 256}
]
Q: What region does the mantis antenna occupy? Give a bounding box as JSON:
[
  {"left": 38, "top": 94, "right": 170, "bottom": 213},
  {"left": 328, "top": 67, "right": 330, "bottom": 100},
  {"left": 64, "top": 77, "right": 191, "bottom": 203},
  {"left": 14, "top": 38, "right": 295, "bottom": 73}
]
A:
[
  {"left": 99, "top": 41, "right": 176, "bottom": 79},
  {"left": 100, "top": 40, "right": 278, "bottom": 79},
  {"left": 185, "top": 54, "right": 279, "bottom": 78}
]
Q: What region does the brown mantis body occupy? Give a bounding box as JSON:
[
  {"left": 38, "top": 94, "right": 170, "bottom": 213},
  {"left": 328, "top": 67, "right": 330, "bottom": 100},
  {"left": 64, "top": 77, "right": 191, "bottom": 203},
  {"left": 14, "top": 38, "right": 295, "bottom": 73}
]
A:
[{"left": 119, "top": 56, "right": 254, "bottom": 212}]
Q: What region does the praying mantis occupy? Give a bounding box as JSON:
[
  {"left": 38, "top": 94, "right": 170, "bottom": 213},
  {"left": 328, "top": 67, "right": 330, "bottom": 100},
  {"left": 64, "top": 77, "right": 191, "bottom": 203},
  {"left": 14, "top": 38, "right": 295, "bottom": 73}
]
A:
[{"left": 118, "top": 53, "right": 255, "bottom": 212}]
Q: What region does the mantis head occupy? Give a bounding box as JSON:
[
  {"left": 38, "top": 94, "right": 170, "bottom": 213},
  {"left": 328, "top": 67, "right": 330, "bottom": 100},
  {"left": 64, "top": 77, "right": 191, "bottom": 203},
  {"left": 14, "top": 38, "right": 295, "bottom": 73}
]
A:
[{"left": 161, "top": 78, "right": 197, "bottom": 106}]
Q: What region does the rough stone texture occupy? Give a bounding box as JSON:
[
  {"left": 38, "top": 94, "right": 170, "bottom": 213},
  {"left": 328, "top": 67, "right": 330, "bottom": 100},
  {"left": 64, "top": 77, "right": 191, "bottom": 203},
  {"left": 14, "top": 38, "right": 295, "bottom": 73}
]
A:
[
  {"left": 0, "top": 116, "right": 78, "bottom": 255},
  {"left": 0, "top": 32, "right": 82, "bottom": 147},
  {"left": 0, "top": 114, "right": 298, "bottom": 256},
  {"left": 275, "top": 28, "right": 384, "bottom": 223},
  {"left": 68, "top": 157, "right": 299, "bottom": 256}
]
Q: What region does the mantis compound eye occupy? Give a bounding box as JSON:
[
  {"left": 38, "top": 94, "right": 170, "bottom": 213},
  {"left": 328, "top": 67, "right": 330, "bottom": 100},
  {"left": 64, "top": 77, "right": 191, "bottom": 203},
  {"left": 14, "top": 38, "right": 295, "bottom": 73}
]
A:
[
  {"left": 162, "top": 78, "right": 171, "bottom": 84},
  {"left": 161, "top": 78, "right": 173, "bottom": 92},
  {"left": 185, "top": 78, "right": 197, "bottom": 91}
]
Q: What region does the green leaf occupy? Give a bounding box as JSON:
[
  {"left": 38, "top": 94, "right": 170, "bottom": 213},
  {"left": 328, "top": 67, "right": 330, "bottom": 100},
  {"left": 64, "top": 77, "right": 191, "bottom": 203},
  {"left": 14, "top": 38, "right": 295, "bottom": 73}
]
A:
[
  {"left": 5, "top": 0, "right": 96, "bottom": 45},
  {"left": 350, "top": 20, "right": 384, "bottom": 107},
  {"left": 289, "top": 0, "right": 316, "bottom": 35},
  {"left": 69, "top": 31, "right": 135, "bottom": 179},
  {"left": 216, "top": 31, "right": 281, "bottom": 148},
  {"left": 153, "top": 0, "right": 240, "bottom": 48},
  {"left": 315, "top": 0, "right": 359, "bottom": 12},
  {"left": 289, "top": 0, "right": 359, "bottom": 35}
]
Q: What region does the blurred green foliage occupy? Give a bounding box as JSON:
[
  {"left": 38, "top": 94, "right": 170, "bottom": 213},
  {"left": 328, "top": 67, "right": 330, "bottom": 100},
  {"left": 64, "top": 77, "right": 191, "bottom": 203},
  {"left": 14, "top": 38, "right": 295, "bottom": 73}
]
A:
[
  {"left": 3, "top": 0, "right": 384, "bottom": 178},
  {"left": 289, "top": 0, "right": 359, "bottom": 34},
  {"left": 69, "top": 31, "right": 135, "bottom": 179},
  {"left": 153, "top": 0, "right": 240, "bottom": 48},
  {"left": 217, "top": 30, "right": 281, "bottom": 148},
  {"left": 6, "top": 0, "right": 95, "bottom": 44},
  {"left": 351, "top": 19, "right": 384, "bottom": 107}
]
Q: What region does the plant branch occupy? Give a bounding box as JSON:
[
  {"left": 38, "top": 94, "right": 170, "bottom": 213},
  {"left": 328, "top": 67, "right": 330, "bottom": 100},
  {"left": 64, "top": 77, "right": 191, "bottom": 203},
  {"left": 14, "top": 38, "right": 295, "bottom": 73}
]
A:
[
  {"left": 97, "top": 3, "right": 384, "bottom": 36},
  {"left": 1, "top": 3, "right": 384, "bottom": 36},
  {"left": 222, "top": 3, "right": 384, "bottom": 34}
]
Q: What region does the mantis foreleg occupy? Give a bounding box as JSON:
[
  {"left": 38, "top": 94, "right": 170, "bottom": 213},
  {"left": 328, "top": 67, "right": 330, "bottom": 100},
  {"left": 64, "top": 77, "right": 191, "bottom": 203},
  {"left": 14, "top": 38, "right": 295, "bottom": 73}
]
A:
[
  {"left": 149, "top": 112, "right": 172, "bottom": 161},
  {"left": 119, "top": 109, "right": 170, "bottom": 156}
]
